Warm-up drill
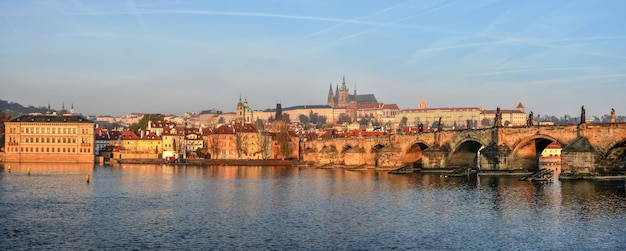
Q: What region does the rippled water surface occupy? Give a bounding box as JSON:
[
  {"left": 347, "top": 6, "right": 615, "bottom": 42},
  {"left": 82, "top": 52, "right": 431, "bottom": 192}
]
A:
[{"left": 1, "top": 163, "right": 626, "bottom": 250}]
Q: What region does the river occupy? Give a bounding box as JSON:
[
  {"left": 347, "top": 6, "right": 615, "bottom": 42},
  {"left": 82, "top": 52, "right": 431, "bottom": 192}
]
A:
[{"left": 1, "top": 163, "right": 625, "bottom": 250}]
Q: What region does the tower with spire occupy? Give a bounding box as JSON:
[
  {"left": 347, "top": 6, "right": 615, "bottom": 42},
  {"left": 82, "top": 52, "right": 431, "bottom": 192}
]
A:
[
  {"left": 327, "top": 83, "right": 335, "bottom": 107},
  {"left": 236, "top": 96, "right": 254, "bottom": 124},
  {"left": 337, "top": 76, "right": 350, "bottom": 107}
]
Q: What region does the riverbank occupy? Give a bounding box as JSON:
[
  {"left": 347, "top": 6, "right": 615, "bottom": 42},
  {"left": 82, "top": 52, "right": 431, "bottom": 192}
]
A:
[{"left": 114, "top": 158, "right": 294, "bottom": 166}]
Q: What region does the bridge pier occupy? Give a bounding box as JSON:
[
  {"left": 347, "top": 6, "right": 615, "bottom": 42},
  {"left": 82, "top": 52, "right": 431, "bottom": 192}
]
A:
[
  {"left": 561, "top": 137, "right": 596, "bottom": 174},
  {"left": 422, "top": 146, "right": 449, "bottom": 169},
  {"left": 478, "top": 143, "right": 511, "bottom": 171}
]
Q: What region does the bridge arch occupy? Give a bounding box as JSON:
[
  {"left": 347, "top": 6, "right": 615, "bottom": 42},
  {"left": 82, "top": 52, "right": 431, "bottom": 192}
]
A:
[
  {"left": 403, "top": 141, "right": 430, "bottom": 167},
  {"left": 597, "top": 140, "right": 626, "bottom": 173},
  {"left": 370, "top": 143, "right": 385, "bottom": 153},
  {"left": 510, "top": 134, "right": 563, "bottom": 170},
  {"left": 341, "top": 144, "right": 354, "bottom": 153},
  {"left": 448, "top": 138, "right": 487, "bottom": 168},
  {"left": 319, "top": 145, "right": 337, "bottom": 153}
]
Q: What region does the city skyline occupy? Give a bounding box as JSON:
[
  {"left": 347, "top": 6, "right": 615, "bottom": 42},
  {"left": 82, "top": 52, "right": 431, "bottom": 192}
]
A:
[{"left": 1, "top": 0, "right": 625, "bottom": 117}]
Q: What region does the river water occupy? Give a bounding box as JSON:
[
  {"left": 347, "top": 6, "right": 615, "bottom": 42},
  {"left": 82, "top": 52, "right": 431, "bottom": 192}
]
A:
[{"left": 1, "top": 163, "right": 625, "bottom": 250}]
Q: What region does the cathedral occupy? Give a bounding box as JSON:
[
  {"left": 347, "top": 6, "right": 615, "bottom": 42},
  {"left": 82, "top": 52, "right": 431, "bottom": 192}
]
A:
[{"left": 327, "top": 76, "right": 378, "bottom": 108}]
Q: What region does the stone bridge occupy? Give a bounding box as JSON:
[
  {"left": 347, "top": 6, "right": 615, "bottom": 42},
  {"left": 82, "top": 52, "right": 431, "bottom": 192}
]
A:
[{"left": 301, "top": 123, "right": 626, "bottom": 174}]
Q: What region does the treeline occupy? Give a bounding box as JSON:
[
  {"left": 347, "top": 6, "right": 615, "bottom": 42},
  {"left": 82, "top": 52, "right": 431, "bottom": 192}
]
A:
[
  {"left": 537, "top": 114, "right": 626, "bottom": 124},
  {"left": 0, "top": 99, "right": 49, "bottom": 115}
]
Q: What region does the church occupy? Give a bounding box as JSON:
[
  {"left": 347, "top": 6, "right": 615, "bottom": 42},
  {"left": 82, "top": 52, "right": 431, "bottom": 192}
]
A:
[{"left": 327, "top": 76, "right": 378, "bottom": 108}]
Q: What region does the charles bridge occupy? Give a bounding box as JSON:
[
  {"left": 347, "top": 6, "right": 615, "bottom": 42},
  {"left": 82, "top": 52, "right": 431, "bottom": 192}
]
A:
[{"left": 301, "top": 122, "right": 626, "bottom": 174}]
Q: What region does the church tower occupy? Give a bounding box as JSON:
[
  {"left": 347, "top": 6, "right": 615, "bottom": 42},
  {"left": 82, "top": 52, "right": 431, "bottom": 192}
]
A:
[
  {"left": 327, "top": 83, "right": 335, "bottom": 107},
  {"left": 236, "top": 96, "right": 253, "bottom": 124},
  {"left": 337, "top": 76, "right": 350, "bottom": 107}
]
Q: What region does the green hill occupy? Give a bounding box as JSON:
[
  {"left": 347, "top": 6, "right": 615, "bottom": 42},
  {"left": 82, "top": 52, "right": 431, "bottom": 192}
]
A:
[{"left": 0, "top": 99, "right": 50, "bottom": 116}]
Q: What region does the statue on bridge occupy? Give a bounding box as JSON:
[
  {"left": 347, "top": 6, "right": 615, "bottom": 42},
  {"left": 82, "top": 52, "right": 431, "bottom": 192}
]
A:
[
  {"left": 611, "top": 108, "right": 616, "bottom": 123},
  {"left": 494, "top": 107, "right": 503, "bottom": 127},
  {"left": 437, "top": 117, "right": 443, "bottom": 131},
  {"left": 527, "top": 111, "right": 535, "bottom": 126},
  {"left": 580, "top": 106, "right": 586, "bottom": 124}
]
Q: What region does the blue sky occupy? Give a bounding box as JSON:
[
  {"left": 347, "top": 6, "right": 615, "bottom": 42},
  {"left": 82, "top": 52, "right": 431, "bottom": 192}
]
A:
[{"left": 1, "top": 0, "right": 625, "bottom": 117}]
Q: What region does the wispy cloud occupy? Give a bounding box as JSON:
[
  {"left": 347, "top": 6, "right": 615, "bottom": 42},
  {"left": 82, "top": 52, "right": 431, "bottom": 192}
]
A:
[
  {"left": 320, "top": 0, "right": 460, "bottom": 48},
  {"left": 61, "top": 9, "right": 399, "bottom": 27},
  {"left": 470, "top": 64, "right": 600, "bottom": 77},
  {"left": 303, "top": 0, "right": 412, "bottom": 39},
  {"left": 487, "top": 73, "right": 626, "bottom": 87},
  {"left": 126, "top": 0, "right": 147, "bottom": 32},
  {"left": 419, "top": 39, "right": 512, "bottom": 53}
]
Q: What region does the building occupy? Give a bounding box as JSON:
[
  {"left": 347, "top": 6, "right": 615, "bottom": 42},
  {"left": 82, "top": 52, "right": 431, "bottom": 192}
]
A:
[
  {"left": 327, "top": 76, "right": 378, "bottom": 108},
  {"left": 3, "top": 114, "right": 95, "bottom": 163},
  {"left": 396, "top": 100, "right": 527, "bottom": 130},
  {"left": 94, "top": 127, "right": 112, "bottom": 155},
  {"left": 479, "top": 102, "right": 527, "bottom": 127},
  {"left": 207, "top": 123, "right": 238, "bottom": 159},
  {"left": 396, "top": 107, "right": 483, "bottom": 130},
  {"left": 539, "top": 141, "right": 562, "bottom": 172},
  {"left": 236, "top": 97, "right": 254, "bottom": 123}
]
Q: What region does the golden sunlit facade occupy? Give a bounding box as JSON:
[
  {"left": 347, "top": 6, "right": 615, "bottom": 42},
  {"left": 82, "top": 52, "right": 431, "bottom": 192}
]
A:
[{"left": 3, "top": 114, "right": 95, "bottom": 163}]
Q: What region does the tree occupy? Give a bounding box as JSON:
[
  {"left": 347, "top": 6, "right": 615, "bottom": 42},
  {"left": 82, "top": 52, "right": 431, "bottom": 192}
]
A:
[
  {"left": 298, "top": 114, "right": 309, "bottom": 124},
  {"left": 277, "top": 130, "right": 291, "bottom": 160},
  {"left": 309, "top": 111, "right": 318, "bottom": 124},
  {"left": 359, "top": 117, "right": 369, "bottom": 126},
  {"left": 208, "top": 134, "right": 219, "bottom": 159},
  {"left": 195, "top": 147, "right": 206, "bottom": 159},
  {"left": 129, "top": 114, "right": 165, "bottom": 132},
  {"left": 399, "top": 117, "right": 408, "bottom": 127},
  {"left": 337, "top": 113, "right": 351, "bottom": 124},
  {"left": 481, "top": 118, "right": 492, "bottom": 128},
  {"left": 273, "top": 120, "right": 291, "bottom": 159},
  {"left": 0, "top": 112, "right": 13, "bottom": 149},
  {"left": 258, "top": 132, "right": 272, "bottom": 159},
  {"left": 431, "top": 121, "right": 441, "bottom": 130},
  {"left": 317, "top": 116, "right": 327, "bottom": 128}
]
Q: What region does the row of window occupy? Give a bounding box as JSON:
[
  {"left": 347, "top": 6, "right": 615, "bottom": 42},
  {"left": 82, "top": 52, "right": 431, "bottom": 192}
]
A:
[
  {"left": 7, "top": 137, "right": 92, "bottom": 144},
  {"left": 16, "top": 127, "right": 89, "bottom": 135},
  {"left": 5, "top": 147, "right": 92, "bottom": 153}
]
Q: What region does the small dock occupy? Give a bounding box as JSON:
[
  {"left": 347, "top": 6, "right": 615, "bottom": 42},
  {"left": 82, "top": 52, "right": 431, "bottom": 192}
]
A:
[
  {"left": 520, "top": 168, "right": 554, "bottom": 182},
  {"left": 346, "top": 164, "right": 368, "bottom": 171},
  {"left": 389, "top": 165, "right": 415, "bottom": 174},
  {"left": 444, "top": 166, "right": 472, "bottom": 177}
]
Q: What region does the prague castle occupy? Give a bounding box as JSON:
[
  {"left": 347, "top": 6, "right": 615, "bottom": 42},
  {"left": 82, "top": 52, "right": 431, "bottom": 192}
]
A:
[{"left": 327, "top": 76, "right": 378, "bottom": 108}]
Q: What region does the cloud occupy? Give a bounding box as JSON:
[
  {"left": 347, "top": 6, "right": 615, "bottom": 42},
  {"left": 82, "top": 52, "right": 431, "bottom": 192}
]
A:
[{"left": 486, "top": 73, "right": 626, "bottom": 87}]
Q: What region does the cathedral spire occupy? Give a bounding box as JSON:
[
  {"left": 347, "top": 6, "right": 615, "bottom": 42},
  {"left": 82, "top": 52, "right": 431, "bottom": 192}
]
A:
[{"left": 340, "top": 75, "right": 347, "bottom": 90}]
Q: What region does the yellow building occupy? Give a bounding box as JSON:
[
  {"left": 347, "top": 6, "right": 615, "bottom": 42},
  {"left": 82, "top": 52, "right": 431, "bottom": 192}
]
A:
[
  {"left": 3, "top": 114, "right": 95, "bottom": 163},
  {"left": 396, "top": 107, "right": 483, "bottom": 129}
]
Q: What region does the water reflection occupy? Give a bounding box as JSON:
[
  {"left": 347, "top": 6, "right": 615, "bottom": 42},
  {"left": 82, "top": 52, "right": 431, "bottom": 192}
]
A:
[{"left": 1, "top": 163, "right": 625, "bottom": 250}]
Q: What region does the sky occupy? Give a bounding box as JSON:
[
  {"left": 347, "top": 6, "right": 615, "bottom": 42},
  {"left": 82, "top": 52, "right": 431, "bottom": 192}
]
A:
[{"left": 1, "top": 0, "right": 625, "bottom": 117}]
